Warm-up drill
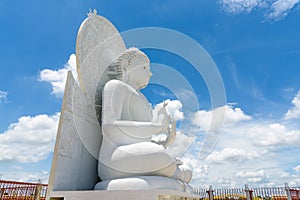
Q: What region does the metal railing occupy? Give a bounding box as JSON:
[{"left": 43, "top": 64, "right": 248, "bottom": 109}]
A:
[
  {"left": 1, "top": 179, "right": 299, "bottom": 200},
  {"left": 0, "top": 180, "right": 47, "bottom": 200},
  {"left": 194, "top": 184, "right": 300, "bottom": 200}
]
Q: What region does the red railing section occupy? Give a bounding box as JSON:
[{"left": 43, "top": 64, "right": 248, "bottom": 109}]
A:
[
  {"left": 194, "top": 185, "right": 300, "bottom": 200},
  {"left": 1, "top": 179, "right": 299, "bottom": 200},
  {"left": 0, "top": 180, "right": 47, "bottom": 200}
]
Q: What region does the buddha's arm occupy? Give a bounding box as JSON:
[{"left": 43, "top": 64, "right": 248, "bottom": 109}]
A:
[
  {"left": 102, "top": 120, "right": 168, "bottom": 138},
  {"left": 102, "top": 80, "right": 168, "bottom": 138}
]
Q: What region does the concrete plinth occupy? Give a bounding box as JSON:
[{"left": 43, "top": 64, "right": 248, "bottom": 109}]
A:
[{"left": 48, "top": 190, "right": 201, "bottom": 200}]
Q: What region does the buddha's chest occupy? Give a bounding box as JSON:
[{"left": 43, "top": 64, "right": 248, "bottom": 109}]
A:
[{"left": 121, "top": 92, "right": 152, "bottom": 121}]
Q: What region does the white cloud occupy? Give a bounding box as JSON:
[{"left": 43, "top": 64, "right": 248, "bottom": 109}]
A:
[
  {"left": 294, "top": 165, "right": 300, "bottom": 173},
  {"left": 205, "top": 147, "right": 259, "bottom": 164},
  {"left": 236, "top": 169, "right": 265, "bottom": 178},
  {"left": 235, "top": 169, "right": 270, "bottom": 183},
  {"left": 280, "top": 172, "right": 300, "bottom": 186},
  {"left": 188, "top": 163, "right": 209, "bottom": 181},
  {"left": 0, "top": 113, "right": 60, "bottom": 163},
  {"left": 176, "top": 89, "right": 199, "bottom": 110},
  {"left": 166, "top": 131, "right": 194, "bottom": 158},
  {"left": 185, "top": 97, "right": 300, "bottom": 187},
  {"left": 176, "top": 153, "right": 210, "bottom": 186},
  {"left": 155, "top": 99, "right": 185, "bottom": 121},
  {"left": 0, "top": 90, "right": 8, "bottom": 103},
  {"left": 39, "top": 54, "right": 77, "bottom": 97},
  {"left": 266, "top": 0, "right": 300, "bottom": 21},
  {"left": 215, "top": 177, "right": 236, "bottom": 187},
  {"left": 0, "top": 170, "right": 49, "bottom": 183},
  {"left": 247, "top": 123, "right": 300, "bottom": 147},
  {"left": 284, "top": 90, "right": 300, "bottom": 120},
  {"left": 218, "top": 0, "right": 262, "bottom": 14},
  {"left": 192, "top": 105, "right": 251, "bottom": 130},
  {"left": 218, "top": 0, "right": 300, "bottom": 21},
  {"left": 223, "top": 106, "right": 252, "bottom": 124}
]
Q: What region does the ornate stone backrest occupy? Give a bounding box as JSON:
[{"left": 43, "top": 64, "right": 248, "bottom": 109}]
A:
[
  {"left": 76, "top": 10, "right": 126, "bottom": 125},
  {"left": 47, "top": 11, "right": 127, "bottom": 193}
]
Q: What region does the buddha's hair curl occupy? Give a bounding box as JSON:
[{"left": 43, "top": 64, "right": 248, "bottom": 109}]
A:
[{"left": 107, "top": 47, "right": 150, "bottom": 80}]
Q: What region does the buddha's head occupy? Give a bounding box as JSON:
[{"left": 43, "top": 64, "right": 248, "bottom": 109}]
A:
[{"left": 108, "top": 48, "right": 152, "bottom": 90}]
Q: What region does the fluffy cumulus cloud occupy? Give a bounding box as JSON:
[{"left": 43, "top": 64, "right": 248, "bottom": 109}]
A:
[
  {"left": 294, "top": 165, "right": 300, "bottom": 173},
  {"left": 0, "top": 90, "right": 8, "bottom": 103},
  {"left": 184, "top": 92, "right": 300, "bottom": 187},
  {"left": 235, "top": 169, "right": 270, "bottom": 184},
  {"left": 205, "top": 147, "right": 259, "bottom": 164},
  {"left": 0, "top": 170, "right": 49, "bottom": 183},
  {"left": 166, "top": 131, "right": 194, "bottom": 158},
  {"left": 183, "top": 157, "right": 210, "bottom": 184},
  {"left": 155, "top": 99, "right": 185, "bottom": 121},
  {"left": 0, "top": 113, "right": 60, "bottom": 163},
  {"left": 192, "top": 105, "right": 251, "bottom": 130},
  {"left": 247, "top": 123, "right": 300, "bottom": 147},
  {"left": 279, "top": 172, "right": 300, "bottom": 186},
  {"left": 284, "top": 90, "right": 300, "bottom": 120},
  {"left": 39, "top": 54, "right": 77, "bottom": 97},
  {"left": 218, "top": 0, "right": 300, "bottom": 21}
]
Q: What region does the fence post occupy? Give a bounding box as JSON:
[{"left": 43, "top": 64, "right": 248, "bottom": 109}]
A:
[
  {"left": 33, "top": 184, "right": 42, "bottom": 200},
  {"left": 285, "top": 183, "right": 292, "bottom": 200},
  {"left": 207, "top": 185, "right": 214, "bottom": 200},
  {"left": 0, "top": 188, "right": 4, "bottom": 199},
  {"left": 245, "top": 184, "right": 253, "bottom": 200}
]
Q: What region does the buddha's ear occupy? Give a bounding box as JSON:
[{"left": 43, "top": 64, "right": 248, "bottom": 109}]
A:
[
  {"left": 121, "top": 60, "right": 129, "bottom": 82},
  {"left": 122, "top": 59, "right": 128, "bottom": 72}
]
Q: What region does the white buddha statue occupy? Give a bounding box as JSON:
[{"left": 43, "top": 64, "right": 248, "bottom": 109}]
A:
[
  {"left": 97, "top": 47, "right": 192, "bottom": 184},
  {"left": 47, "top": 12, "right": 195, "bottom": 195}
]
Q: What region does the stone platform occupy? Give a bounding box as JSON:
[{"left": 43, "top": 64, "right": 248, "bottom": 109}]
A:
[
  {"left": 48, "top": 190, "right": 201, "bottom": 200},
  {"left": 94, "top": 176, "right": 193, "bottom": 193}
]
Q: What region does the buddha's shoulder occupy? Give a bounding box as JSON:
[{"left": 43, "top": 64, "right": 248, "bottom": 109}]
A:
[{"left": 104, "top": 79, "right": 134, "bottom": 92}]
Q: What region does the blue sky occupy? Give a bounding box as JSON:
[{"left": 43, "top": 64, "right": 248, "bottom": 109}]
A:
[{"left": 1, "top": 0, "right": 300, "bottom": 188}]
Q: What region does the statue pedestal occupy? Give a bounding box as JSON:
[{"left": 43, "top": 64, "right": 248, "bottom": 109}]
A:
[
  {"left": 94, "top": 176, "right": 193, "bottom": 193},
  {"left": 47, "top": 190, "right": 201, "bottom": 200}
]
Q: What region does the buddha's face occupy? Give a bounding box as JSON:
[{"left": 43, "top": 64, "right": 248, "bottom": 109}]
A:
[{"left": 126, "top": 55, "right": 152, "bottom": 89}]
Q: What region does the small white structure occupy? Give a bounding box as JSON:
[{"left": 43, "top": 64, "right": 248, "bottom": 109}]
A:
[{"left": 47, "top": 10, "right": 198, "bottom": 200}]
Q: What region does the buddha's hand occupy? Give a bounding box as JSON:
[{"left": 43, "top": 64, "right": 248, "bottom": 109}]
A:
[
  {"left": 175, "top": 158, "right": 183, "bottom": 165},
  {"left": 155, "top": 102, "right": 170, "bottom": 132},
  {"left": 164, "top": 117, "right": 176, "bottom": 148}
]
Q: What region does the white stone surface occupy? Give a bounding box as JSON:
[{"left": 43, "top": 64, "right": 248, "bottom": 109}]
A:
[
  {"left": 48, "top": 190, "right": 201, "bottom": 200},
  {"left": 97, "top": 45, "right": 192, "bottom": 186},
  {"left": 47, "top": 11, "right": 127, "bottom": 196},
  {"left": 47, "top": 71, "right": 100, "bottom": 194},
  {"left": 76, "top": 11, "right": 126, "bottom": 102},
  {"left": 47, "top": 11, "right": 195, "bottom": 200},
  {"left": 94, "top": 176, "right": 186, "bottom": 191}
]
